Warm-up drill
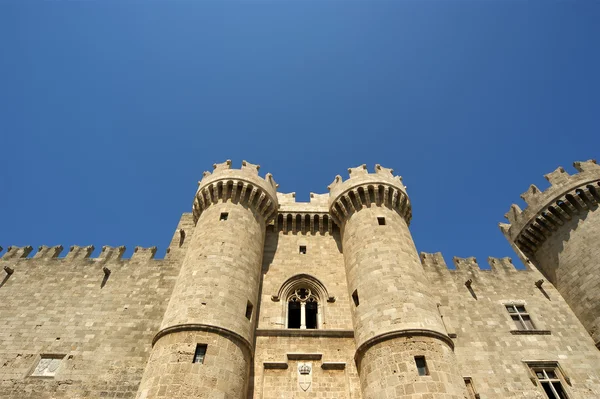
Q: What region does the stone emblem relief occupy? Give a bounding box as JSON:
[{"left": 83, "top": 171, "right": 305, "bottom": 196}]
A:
[
  {"left": 32, "top": 357, "right": 62, "bottom": 377},
  {"left": 297, "top": 362, "right": 312, "bottom": 392}
]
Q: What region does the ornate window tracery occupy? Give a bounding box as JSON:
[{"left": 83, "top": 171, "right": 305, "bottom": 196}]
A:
[{"left": 274, "top": 274, "right": 333, "bottom": 330}]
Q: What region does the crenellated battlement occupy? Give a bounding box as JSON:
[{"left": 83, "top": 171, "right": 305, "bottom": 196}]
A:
[
  {"left": 273, "top": 192, "right": 336, "bottom": 234},
  {"left": 500, "top": 159, "right": 600, "bottom": 256},
  {"left": 420, "top": 252, "right": 525, "bottom": 273},
  {"left": 327, "top": 164, "right": 411, "bottom": 225},
  {"left": 193, "top": 160, "right": 279, "bottom": 224},
  {"left": 0, "top": 245, "right": 161, "bottom": 262}
]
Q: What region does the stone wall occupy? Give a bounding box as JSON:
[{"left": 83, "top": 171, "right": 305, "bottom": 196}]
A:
[
  {"left": 422, "top": 252, "right": 600, "bottom": 398},
  {"left": 0, "top": 214, "right": 190, "bottom": 399}
]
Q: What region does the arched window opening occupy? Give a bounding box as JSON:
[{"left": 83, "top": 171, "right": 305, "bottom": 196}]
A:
[{"left": 287, "top": 287, "right": 319, "bottom": 329}]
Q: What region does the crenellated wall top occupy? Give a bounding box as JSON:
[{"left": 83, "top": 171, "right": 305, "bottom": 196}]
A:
[
  {"left": 193, "top": 160, "right": 279, "bottom": 223},
  {"left": 500, "top": 160, "right": 600, "bottom": 255},
  {"left": 327, "top": 164, "right": 411, "bottom": 225}
]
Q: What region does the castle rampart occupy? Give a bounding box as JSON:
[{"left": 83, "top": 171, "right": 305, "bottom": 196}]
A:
[{"left": 2, "top": 160, "right": 600, "bottom": 399}]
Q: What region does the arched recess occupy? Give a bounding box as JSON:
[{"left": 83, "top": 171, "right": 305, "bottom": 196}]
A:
[{"left": 272, "top": 274, "right": 335, "bottom": 329}]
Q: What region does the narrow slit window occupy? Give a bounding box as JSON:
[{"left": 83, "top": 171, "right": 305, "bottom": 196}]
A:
[
  {"left": 352, "top": 289, "right": 359, "bottom": 306},
  {"left": 415, "top": 356, "right": 429, "bottom": 376},
  {"left": 193, "top": 344, "right": 207, "bottom": 364},
  {"left": 299, "top": 245, "right": 307, "bottom": 254},
  {"left": 464, "top": 377, "right": 477, "bottom": 399},
  {"left": 245, "top": 301, "right": 253, "bottom": 320},
  {"left": 377, "top": 217, "right": 386, "bottom": 225},
  {"left": 220, "top": 212, "right": 229, "bottom": 221}
]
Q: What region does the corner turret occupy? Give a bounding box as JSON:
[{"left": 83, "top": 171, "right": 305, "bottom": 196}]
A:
[{"left": 501, "top": 159, "right": 600, "bottom": 348}]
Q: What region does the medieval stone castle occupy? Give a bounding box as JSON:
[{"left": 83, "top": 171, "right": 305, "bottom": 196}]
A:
[{"left": 1, "top": 159, "right": 600, "bottom": 399}]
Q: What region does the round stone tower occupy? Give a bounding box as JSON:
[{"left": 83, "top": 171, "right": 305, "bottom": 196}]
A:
[
  {"left": 501, "top": 159, "right": 600, "bottom": 349},
  {"left": 136, "top": 160, "right": 278, "bottom": 399},
  {"left": 328, "top": 164, "right": 465, "bottom": 399}
]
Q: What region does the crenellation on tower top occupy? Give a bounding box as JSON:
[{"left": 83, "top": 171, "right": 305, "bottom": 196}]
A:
[
  {"left": 502, "top": 159, "right": 600, "bottom": 255},
  {"left": 328, "top": 164, "right": 410, "bottom": 226}
]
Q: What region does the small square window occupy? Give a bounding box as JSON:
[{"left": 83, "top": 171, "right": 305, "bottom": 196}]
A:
[
  {"left": 377, "top": 217, "right": 386, "bottom": 225},
  {"left": 415, "top": 356, "right": 429, "bottom": 376},
  {"left": 220, "top": 212, "right": 229, "bottom": 221},
  {"left": 31, "top": 355, "right": 64, "bottom": 377},
  {"left": 193, "top": 344, "right": 207, "bottom": 364},
  {"left": 352, "top": 290, "right": 359, "bottom": 306},
  {"left": 245, "top": 301, "right": 253, "bottom": 320},
  {"left": 299, "top": 246, "right": 307, "bottom": 254}
]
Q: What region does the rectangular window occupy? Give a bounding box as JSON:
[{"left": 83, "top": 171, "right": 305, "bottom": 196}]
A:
[
  {"left": 532, "top": 366, "right": 569, "bottom": 399},
  {"left": 299, "top": 245, "right": 307, "bottom": 254},
  {"left": 193, "top": 344, "right": 207, "bottom": 364},
  {"left": 506, "top": 304, "right": 535, "bottom": 330},
  {"left": 31, "top": 355, "right": 64, "bottom": 377},
  {"left": 377, "top": 217, "right": 386, "bottom": 225},
  {"left": 245, "top": 301, "right": 253, "bottom": 320},
  {"left": 220, "top": 212, "right": 228, "bottom": 221},
  {"left": 415, "top": 356, "right": 429, "bottom": 376},
  {"left": 352, "top": 289, "right": 359, "bottom": 306}
]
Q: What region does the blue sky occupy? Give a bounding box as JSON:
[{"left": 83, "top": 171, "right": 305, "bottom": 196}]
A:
[{"left": 1, "top": 1, "right": 599, "bottom": 266}]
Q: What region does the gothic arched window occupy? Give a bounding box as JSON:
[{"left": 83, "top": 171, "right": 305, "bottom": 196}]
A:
[
  {"left": 274, "top": 274, "right": 334, "bottom": 330},
  {"left": 288, "top": 287, "right": 319, "bottom": 329}
]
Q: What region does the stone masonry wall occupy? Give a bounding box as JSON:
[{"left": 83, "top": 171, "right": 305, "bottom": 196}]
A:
[
  {"left": 533, "top": 205, "right": 600, "bottom": 347},
  {"left": 422, "top": 253, "right": 600, "bottom": 398},
  {"left": 252, "top": 227, "right": 360, "bottom": 398},
  {"left": 0, "top": 213, "right": 191, "bottom": 399}
]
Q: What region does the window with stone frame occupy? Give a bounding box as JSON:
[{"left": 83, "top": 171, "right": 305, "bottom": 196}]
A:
[
  {"left": 506, "top": 304, "right": 535, "bottom": 330},
  {"left": 287, "top": 288, "right": 319, "bottom": 329},
  {"left": 529, "top": 364, "right": 570, "bottom": 399}
]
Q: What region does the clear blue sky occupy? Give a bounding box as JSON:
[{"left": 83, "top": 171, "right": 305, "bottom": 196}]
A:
[{"left": 1, "top": 1, "right": 599, "bottom": 266}]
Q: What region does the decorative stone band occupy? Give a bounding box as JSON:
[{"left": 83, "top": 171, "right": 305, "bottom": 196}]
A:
[
  {"left": 328, "top": 164, "right": 411, "bottom": 226},
  {"left": 152, "top": 323, "right": 253, "bottom": 359},
  {"left": 274, "top": 212, "right": 337, "bottom": 235},
  {"left": 354, "top": 329, "right": 455, "bottom": 362},
  {"left": 501, "top": 160, "right": 600, "bottom": 256},
  {"left": 192, "top": 160, "right": 279, "bottom": 224}
]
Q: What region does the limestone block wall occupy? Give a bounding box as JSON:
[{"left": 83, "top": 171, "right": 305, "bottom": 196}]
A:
[
  {"left": 530, "top": 204, "right": 600, "bottom": 347},
  {"left": 257, "top": 227, "right": 351, "bottom": 331},
  {"left": 0, "top": 212, "right": 191, "bottom": 399},
  {"left": 422, "top": 253, "right": 600, "bottom": 398},
  {"left": 136, "top": 160, "right": 279, "bottom": 399},
  {"left": 252, "top": 336, "right": 360, "bottom": 399},
  {"left": 502, "top": 160, "right": 600, "bottom": 348}
]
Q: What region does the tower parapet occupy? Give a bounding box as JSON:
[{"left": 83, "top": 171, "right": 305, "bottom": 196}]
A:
[
  {"left": 192, "top": 159, "right": 278, "bottom": 223},
  {"left": 501, "top": 159, "right": 600, "bottom": 256},
  {"left": 328, "top": 164, "right": 411, "bottom": 226},
  {"left": 501, "top": 159, "right": 600, "bottom": 348},
  {"left": 329, "top": 164, "right": 466, "bottom": 399}
]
